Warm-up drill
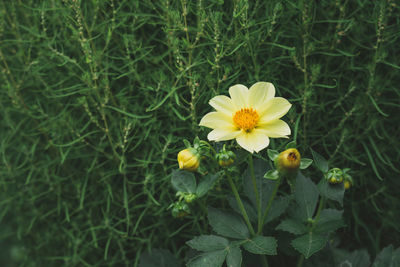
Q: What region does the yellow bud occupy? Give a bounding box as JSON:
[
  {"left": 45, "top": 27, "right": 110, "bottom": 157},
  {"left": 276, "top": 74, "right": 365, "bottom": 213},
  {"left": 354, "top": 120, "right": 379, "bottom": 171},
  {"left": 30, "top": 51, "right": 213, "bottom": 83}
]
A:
[
  {"left": 344, "top": 180, "right": 351, "bottom": 190},
  {"left": 330, "top": 177, "right": 337, "bottom": 184},
  {"left": 177, "top": 148, "right": 200, "bottom": 172},
  {"left": 218, "top": 158, "right": 234, "bottom": 167},
  {"left": 275, "top": 148, "right": 301, "bottom": 178}
]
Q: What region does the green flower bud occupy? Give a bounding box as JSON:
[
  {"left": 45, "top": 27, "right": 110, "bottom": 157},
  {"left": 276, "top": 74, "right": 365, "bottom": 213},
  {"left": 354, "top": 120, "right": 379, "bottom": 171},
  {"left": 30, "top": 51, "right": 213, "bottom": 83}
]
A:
[
  {"left": 177, "top": 148, "right": 200, "bottom": 172},
  {"left": 171, "top": 202, "right": 190, "bottom": 218},
  {"left": 275, "top": 148, "right": 301, "bottom": 178},
  {"left": 216, "top": 148, "right": 236, "bottom": 167},
  {"left": 184, "top": 193, "right": 197, "bottom": 203},
  {"left": 326, "top": 168, "right": 344, "bottom": 184}
]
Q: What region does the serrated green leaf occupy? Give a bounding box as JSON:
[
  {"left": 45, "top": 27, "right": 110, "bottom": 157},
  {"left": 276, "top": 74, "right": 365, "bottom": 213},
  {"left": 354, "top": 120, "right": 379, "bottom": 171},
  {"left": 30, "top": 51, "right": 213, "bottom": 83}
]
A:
[
  {"left": 226, "top": 247, "right": 242, "bottom": 267},
  {"left": 265, "top": 196, "right": 291, "bottom": 223},
  {"left": 372, "top": 245, "right": 400, "bottom": 267},
  {"left": 276, "top": 219, "right": 308, "bottom": 235},
  {"left": 318, "top": 179, "right": 345, "bottom": 206},
  {"left": 264, "top": 170, "right": 279, "bottom": 180},
  {"left": 228, "top": 196, "right": 257, "bottom": 223},
  {"left": 242, "top": 236, "right": 277, "bottom": 255},
  {"left": 196, "top": 173, "right": 219, "bottom": 197},
  {"left": 291, "top": 232, "right": 327, "bottom": 259},
  {"left": 171, "top": 169, "right": 196, "bottom": 193},
  {"left": 311, "top": 149, "right": 329, "bottom": 173},
  {"left": 295, "top": 173, "right": 319, "bottom": 220},
  {"left": 187, "top": 250, "right": 227, "bottom": 267},
  {"left": 187, "top": 235, "right": 229, "bottom": 252},
  {"left": 208, "top": 207, "right": 250, "bottom": 239},
  {"left": 267, "top": 149, "right": 279, "bottom": 161},
  {"left": 300, "top": 158, "right": 313, "bottom": 169},
  {"left": 315, "top": 209, "right": 344, "bottom": 233},
  {"left": 334, "top": 249, "right": 371, "bottom": 267}
]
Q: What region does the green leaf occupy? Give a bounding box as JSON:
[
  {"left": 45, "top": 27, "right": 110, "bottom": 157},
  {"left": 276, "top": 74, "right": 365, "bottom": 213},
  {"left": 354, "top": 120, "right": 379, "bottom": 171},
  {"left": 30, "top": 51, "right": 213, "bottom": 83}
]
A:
[
  {"left": 285, "top": 141, "right": 297, "bottom": 149},
  {"left": 187, "top": 235, "right": 229, "bottom": 252},
  {"left": 300, "top": 158, "right": 313, "bottom": 169},
  {"left": 276, "top": 219, "right": 308, "bottom": 235},
  {"left": 171, "top": 170, "right": 196, "bottom": 193},
  {"left": 318, "top": 179, "right": 345, "bottom": 206},
  {"left": 264, "top": 170, "right": 279, "bottom": 180},
  {"left": 243, "top": 159, "right": 277, "bottom": 211},
  {"left": 265, "top": 196, "right": 291, "bottom": 223},
  {"left": 315, "top": 209, "right": 344, "bottom": 233},
  {"left": 139, "top": 249, "right": 181, "bottom": 267},
  {"left": 183, "top": 139, "right": 191, "bottom": 148},
  {"left": 187, "top": 250, "right": 227, "bottom": 267},
  {"left": 291, "top": 232, "right": 327, "bottom": 259},
  {"left": 242, "top": 236, "right": 277, "bottom": 255},
  {"left": 372, "top": 245, "right": 400, "bottom": 267},
  {"left": 196, "top": 173, "right": 219, "bottom": 197},
  {"left": 207, "top": 207, "right": 250, "bottom": 239},
  {"left": 311, "top": 149, "right": 329, "bottom": 173},
  {"left": 294, "top": 173, "right": 319, "bottom": 220},
  {"left": 226, "top": 247, "right": 242, "bottom": 267},
  {"left": 228, "top": 196, "right": 257, "bottom": 223},
  {"left": 267, "top": 149, "right": 279, "bottom": 161},
  {"left": 334, "top": 249, "right": 371, "bottom": 267}
]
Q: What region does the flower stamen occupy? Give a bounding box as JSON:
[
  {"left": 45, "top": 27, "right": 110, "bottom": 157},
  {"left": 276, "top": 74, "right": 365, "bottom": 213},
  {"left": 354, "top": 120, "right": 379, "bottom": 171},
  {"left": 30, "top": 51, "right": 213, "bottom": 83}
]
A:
[{"left": 233, "top": 108, "right": 259, "bottom": 132}]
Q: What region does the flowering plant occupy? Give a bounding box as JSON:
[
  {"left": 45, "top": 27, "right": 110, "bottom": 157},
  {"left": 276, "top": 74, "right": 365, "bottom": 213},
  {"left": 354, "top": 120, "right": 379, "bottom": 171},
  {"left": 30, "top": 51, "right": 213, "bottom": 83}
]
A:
[{"left": 170, "top": 82, "right": 353, "bottom": 267}]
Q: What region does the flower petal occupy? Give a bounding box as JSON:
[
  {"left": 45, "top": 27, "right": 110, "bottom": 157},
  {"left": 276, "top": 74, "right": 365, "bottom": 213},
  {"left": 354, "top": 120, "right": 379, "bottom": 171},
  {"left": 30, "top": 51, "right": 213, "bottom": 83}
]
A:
[
  {"left": 248, "top": 82, "right": 275, "bottom": 110},
  {"left": 199, "top": 112, "right": 234, "bottom": 129},
  {"left": 258, "top": 97, "right": 292, "bottom": 122},
  {"left": 229, "top": 84, "right": 248, "bottom": 109},
  {"left": 236, "top": 130, "right": 270, "bottom": 153},
  {"left": 257, "top": 119, "right": 291, "bottom": 138},
  {"left": 209, "top": 95, "right": 236, "bottom": 116},
  {"left": 208, "top": 128, "right": 241, "bottom": 141}
]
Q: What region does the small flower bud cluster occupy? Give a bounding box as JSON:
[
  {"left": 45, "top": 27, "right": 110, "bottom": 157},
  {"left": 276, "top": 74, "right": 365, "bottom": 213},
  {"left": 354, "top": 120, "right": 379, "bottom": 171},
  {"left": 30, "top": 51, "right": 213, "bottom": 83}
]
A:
[
  {"left": 216, "top": 145, "right": 235, "bottom": 167},
  {"left": 325, "top": 168, "right": 353, "bottom": 190}
]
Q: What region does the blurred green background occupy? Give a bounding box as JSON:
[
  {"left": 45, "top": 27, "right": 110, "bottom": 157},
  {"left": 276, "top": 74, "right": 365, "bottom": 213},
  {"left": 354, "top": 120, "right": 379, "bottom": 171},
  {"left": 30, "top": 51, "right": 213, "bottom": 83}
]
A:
[{"left": 0, "top": 0, "right": 399, "bottom": 266}]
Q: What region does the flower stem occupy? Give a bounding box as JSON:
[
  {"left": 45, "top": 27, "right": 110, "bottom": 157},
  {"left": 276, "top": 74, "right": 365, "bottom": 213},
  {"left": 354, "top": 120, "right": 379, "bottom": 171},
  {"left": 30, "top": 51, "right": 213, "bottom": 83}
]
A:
[
  {"left": 297, "top": 255, "right": 304, "bottom": 267},
  {"left": 225, "top": 170, "right": 255, "bottom": 236},
  {"left": 261, "top": 255, "right": 269, "bottom": 267},
  {"left": 249, "top": 155, "right": 262, "bottom": 234},
  {"left": 259, "top": 176, "right": 282, "bottom": 234},
  {"left": 311, "top": 196, "right": 325, "bottom": 232}
]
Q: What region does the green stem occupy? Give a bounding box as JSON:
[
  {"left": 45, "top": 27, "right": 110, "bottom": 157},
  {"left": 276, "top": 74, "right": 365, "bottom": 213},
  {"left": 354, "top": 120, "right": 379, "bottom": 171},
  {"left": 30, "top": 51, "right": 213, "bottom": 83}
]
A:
[
  {"left": 261, "top": 255, "right": 269, "bottom": 267},
  {"left": 259, "top": 176, "right": 282, "bottom": 234},
  {"left": 297, "top": 255, "right": 304, "bottom": 267},
  {"left": 249, "top": 155, "right": 262, "bottom": 234},
  {"left": 225, "top": 170, "right": 255, "bottom": 235},
  {"left": 297, "top": 196, "right": 325, "bottom": 267},
  {"left": 311, "top": 196, "right": 325, "bottom": 232}
]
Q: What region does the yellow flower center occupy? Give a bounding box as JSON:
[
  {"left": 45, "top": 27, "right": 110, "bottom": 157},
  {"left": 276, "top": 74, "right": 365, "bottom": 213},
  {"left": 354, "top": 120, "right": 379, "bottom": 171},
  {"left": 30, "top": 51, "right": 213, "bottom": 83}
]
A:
[{"left": 233, "top": 108, "right": 259, "bottom": 132}]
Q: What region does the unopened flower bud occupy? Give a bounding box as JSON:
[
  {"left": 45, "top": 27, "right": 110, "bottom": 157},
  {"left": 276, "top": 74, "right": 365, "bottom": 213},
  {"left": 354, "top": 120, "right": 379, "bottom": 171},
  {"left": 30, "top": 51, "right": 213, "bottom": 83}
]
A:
[
  {"left": 177, "top": 148, "right": 200, "bottom": 172},
  {"left": 275, "top": 148, "right": 301, "bottom": 178},
  {"left": 216, "top": 149, "right": 236, "bottom": 167},
  {"left": 170, "top": 202, "right": 190, "bottom": 218},
  {"left": 184, "top": 193, "right": 197, "bottom": 203},
  {"left": 326, "top": 168, "right": 344, "bottom": 184},
  {"left": 344, "top": 180, "right": 351, "bottom": 190}
]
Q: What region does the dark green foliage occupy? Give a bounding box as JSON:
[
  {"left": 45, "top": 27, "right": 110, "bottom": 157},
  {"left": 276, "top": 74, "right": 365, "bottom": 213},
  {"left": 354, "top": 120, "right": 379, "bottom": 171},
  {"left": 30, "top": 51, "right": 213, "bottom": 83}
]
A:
[
  {"left": 1, "top": 0, "right": 399, "bottom": 266},
  {"left": 242, "top": 236, "right": 277, "bottom": 255}
]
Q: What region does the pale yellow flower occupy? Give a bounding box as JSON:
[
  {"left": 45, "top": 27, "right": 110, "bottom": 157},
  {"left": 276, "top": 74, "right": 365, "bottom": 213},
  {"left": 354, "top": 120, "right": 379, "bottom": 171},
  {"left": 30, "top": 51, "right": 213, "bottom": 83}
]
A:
[{"left": 199, "top": 82, "right": 292, "bottom": 153}]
